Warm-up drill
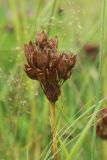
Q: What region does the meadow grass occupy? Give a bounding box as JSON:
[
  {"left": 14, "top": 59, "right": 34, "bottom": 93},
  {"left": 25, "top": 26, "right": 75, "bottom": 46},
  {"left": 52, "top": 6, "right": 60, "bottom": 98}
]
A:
[{"left": 0, "top": 0, "right": 107, "bottom": 160}]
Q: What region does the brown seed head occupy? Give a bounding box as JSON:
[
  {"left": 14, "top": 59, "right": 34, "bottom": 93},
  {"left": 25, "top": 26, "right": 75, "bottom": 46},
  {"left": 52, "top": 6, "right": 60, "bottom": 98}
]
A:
[
  {"left": 96, "top": 108, "right": 107, "bottom": 140},
  {"left": 58, "top": 54, "right": 76, "bottom": 80},
  {"left": 24, "top": 31, "right": 77, "bottom": 102}
]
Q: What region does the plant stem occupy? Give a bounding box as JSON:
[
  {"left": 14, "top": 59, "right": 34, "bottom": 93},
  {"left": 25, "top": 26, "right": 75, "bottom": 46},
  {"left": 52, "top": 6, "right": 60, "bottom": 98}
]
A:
[
  {"left": 47, "top": 0, "right": 57, "bottom": 35},
  {"left": 102, "top": 141, "right": 107, "bottom": 160},
  {"left": 91, "top": 0, "right": 106, "bottom": 159},
  {"left": 50, "top": 102, "right": 58, "bottom": 160}
]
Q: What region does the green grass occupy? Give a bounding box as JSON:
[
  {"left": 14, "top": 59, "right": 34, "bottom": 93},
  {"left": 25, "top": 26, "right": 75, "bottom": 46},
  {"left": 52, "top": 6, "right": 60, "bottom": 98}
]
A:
[
  {"left": 91, "top": 0, "right": 106, "bottom": 160},
  {"left": 0, "top": 0, "right": 107, "bottom": 160}
]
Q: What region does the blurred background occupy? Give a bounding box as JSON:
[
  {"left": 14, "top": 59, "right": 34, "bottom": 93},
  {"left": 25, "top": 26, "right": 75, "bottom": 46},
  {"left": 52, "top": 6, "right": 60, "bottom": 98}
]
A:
[{"left": 0, "top": 0, "right": 107, "bottom": 160}]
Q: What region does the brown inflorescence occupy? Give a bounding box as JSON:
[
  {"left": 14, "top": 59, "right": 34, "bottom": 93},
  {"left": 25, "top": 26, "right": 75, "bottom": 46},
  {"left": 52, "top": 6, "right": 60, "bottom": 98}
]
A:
[
  {"left": 96, "top": 108, "right": 107, "bottom": 140},
  {"left": 24, "top": 31, "right": 76, "bottom": 102}
]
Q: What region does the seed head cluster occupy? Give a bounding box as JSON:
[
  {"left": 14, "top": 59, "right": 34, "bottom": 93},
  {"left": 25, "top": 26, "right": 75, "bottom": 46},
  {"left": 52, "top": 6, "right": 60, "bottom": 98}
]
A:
[
  {"left": 24, "top": 31, "right": 76, "bottom": 102},
  {"left": 97, "top": 108, "right": 107, "bottom": 139}
]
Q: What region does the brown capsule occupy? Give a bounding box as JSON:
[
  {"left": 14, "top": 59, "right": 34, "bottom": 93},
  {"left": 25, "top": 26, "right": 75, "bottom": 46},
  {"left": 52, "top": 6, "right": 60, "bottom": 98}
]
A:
[
  {"left": 58, "top": 54, "right": 69, "bottom": 74},
  {"left": 58, "top": 54, "right": 76, "bottom": 80},
  {"left": 25, "top": 64, "right": 37, "bottom": 80},
  {"left": 47, "top": 36, "right": 58, "bottom": 50},
  {"left": 49, "top": 54, "right": 58, "bottom": 68},
  {"left": 37, "top": 70, "right": 46, "bottom": 83},
  {"left": 36, "top": 31, "right": 47, "bottom": 49},
  {"left": 69, "top": 54, "right": 77, "bottom": 68},
  {"left": 58, "top": 53, "right": 70, "bottom": 80},
  {"left": 43, "top": 83, "right": 61, "bottom": 102},
  {"left": 46, "top": 68, "right": 57, "bottom": 84},
  {"left": 36, "top": 51, "right": 48, "bottom": 69},
  {"left": 24, "top": 42, "right": 35, "bottom": 66}
]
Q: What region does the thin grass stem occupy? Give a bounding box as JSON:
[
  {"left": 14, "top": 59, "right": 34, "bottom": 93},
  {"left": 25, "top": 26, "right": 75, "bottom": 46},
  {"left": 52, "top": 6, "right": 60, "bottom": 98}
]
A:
[
  {"left": 47, "top": 0, "right": 57, "bottom": 35},
  {"left": 91, "top": 0, "right": 106, "bottom": 160},
  {"left": 102, "top": 141, "right": 107, "bottom": 160},
  {"left": 50, "top": 102, "right": 58, "bottom": 160}
]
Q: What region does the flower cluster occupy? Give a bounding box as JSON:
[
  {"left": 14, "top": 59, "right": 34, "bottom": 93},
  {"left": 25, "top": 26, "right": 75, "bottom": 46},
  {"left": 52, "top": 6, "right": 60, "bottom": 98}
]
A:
[
  {"left": 97, "top": 108, "right": 107, "bottom": 139},
  {"left": 24, "top": 31, "right": 76, "bottom": 102}
]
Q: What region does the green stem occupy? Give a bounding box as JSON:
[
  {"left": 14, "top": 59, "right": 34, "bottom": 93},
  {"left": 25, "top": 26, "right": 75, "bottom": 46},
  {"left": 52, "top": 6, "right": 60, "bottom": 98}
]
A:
[
  {"left": 47, "top": 0, "right": 57, "bottom": 35},
  {"left": 91, "top": 0, "right": 106, "bottom": 160}
]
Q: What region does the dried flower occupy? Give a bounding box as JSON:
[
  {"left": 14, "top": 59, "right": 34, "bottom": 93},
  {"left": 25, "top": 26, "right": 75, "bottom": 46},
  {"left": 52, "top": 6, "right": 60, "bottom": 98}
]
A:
[
  {"left": 24, "top": 31, "right": 76, "bottom": 102},
  {"left": 96, "top": 108, "right": 107, "bottom": 139}
]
